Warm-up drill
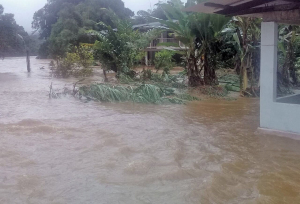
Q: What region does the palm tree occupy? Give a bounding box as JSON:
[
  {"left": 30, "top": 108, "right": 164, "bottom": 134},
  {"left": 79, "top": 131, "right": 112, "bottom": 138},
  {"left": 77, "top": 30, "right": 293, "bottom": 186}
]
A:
[
  {"left": 153, "top": 3, "right": 229, "bottom": 86},
  {"left": 191, "top": 13, "right": 230, "bottom": 85}
]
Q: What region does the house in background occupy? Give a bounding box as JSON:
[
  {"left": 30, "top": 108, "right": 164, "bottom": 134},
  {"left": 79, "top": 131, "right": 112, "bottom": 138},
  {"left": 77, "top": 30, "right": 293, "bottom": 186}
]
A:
[
  {"left": 133, "top": 22, "right": 187, "bottom": 66},
  {"left": 186, "top": 0, "right": 300, "bottom": 138}
]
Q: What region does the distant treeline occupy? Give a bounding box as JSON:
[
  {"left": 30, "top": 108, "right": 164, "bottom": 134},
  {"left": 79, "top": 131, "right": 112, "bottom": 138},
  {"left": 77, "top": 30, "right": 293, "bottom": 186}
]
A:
[
  {"left": 0, "top": 5, "right": 41, "bottom": 57},
  {"left": 31, "top": 0, "right": 197, "bottom": 59},
  {"left": 0, "top": 0, "right": 197, "bottom": 58}
]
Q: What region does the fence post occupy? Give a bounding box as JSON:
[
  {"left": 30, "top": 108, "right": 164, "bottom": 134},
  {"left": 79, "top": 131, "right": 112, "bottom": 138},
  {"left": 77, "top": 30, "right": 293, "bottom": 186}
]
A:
[{"left": 26, "top": 50, "right": 30, "bottom": 72}]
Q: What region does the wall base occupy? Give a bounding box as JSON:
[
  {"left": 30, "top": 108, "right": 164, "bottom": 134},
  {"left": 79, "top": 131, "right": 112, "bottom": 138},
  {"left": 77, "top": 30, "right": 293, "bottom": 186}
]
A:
[{"left": 257, "top": 128, "right": 300, "bottom": 140}]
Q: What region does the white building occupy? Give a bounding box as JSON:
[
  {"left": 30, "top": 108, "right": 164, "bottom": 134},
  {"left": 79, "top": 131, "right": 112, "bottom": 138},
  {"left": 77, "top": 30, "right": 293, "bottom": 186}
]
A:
[{"left": 133, "top": 22, "right": 187, "bottom": 66}]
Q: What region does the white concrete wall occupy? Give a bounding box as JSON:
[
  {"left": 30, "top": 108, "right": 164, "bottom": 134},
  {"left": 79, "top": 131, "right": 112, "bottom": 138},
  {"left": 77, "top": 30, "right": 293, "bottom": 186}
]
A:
[
  {"left": 260, "top": 22, "right": 300, "bottom": 134},
  {"left": 261, "top": 102, "right": 300, "bottom": 134}
]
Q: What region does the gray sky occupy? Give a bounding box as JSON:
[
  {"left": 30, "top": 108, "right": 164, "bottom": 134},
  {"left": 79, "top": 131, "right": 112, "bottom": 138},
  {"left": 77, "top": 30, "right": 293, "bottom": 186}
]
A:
[{"left": 1, "top": 0, "right": 187, "bottom": 33}]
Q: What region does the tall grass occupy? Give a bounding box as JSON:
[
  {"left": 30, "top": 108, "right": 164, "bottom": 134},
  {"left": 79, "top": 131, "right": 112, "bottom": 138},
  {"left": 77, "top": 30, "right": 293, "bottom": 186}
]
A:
[
  {"left": 87, "top": 84, "right": 130, "bottom": 102},
  {"left": 79, "top": 83, "right": 197, "bottom": 104}
]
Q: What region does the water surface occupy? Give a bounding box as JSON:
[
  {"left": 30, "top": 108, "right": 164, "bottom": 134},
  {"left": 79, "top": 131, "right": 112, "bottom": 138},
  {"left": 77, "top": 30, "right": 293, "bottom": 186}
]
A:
[{"left": 1, "top": 57, "right": 300, "bottom": 204}]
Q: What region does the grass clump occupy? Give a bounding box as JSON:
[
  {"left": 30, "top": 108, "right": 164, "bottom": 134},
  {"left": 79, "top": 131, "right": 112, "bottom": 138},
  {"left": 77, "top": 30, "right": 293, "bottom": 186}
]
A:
[
  {"left": 219, "top": 73, "right": 240, "bottom": 92},
  {"left": 79, "top": 83, "right": 197, "bottom": 104},
  {"left": 199, "top": 86, "right": 228, "bottom": 97},
  {"left": 118, "top": 73, "right": 135, "bottom": 84},
  {"left": 176, "top": 93, "right": 199, "bottom": 101},
  {"left": 80, "top": 84, "right": 130, "bottom": 102}
]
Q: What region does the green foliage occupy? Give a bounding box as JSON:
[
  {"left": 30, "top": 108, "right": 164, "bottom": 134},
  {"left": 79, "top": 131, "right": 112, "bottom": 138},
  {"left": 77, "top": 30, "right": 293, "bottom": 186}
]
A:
[
  {"left": 199, "top": 86, "right": 228, "bottom": 97},
  {"left": 225, "top": 84, "right": 240, "bottom": 92},
  {"left": 147, "top": 71, "right": 187, "bottom": 89},
  {"left": 0, "top": 5, "right": 3, "bottom": 15},
  {"left": 142, "top": 69, "right": 153, "bottom": 80},
  {"left": 219, "top": 73, "right": 240, "bottom": 85},
  {"left": 176, "top": 93, "right": 199, "bottom": 101},
  {"left": 296, "top": 57, "right": 300, "bottom": 74},
  {"left": 76, "top": 44, "right": 94, "bottom": 68},
  {"left": 218, "top": 72, "right": 241, "bottom": 92},
  {"left": 0, "top": 5, "right": 39, "bottom": 57},
  {"left": 154, "top": 2, "right": 230, "bottom": 86},
  {"left": 32, "top": 0, "right": 134, "bottom": 40},
  {"left": 54, "top": 45, "right": 93, "bottom": 77},
  {"left": 154, "top": 50, "right": 175, "bottom": 74},
  {"left": 150, "top": 72, "right": 163, "bottom": 82},
  {"left": 119, "top": 73, "right": 135, "bottom": 84},
  {"left": 278, "top": 25, "right": 300, "bottom": 86},
  {"left": 157, "top": 42, "right": 179, "bottom": 47},
  {"left": 55, "top": 52, "right": 79, "bottom": 77},
  {"left": 33, "top": 0, "right": 134, "bottom": 58},
  {"left": 93, "top": 11, "right": 160, "bottom": 74},
  {"left": 79, "top": 83, "right": 197, "bottom": 104},
  {"left": 222, "top": 16, "right": 261, "bottom": 92},
  {"left": 132, "top": 84, "right": 162, "bottom": 103},
  {"left": 80, "top": 84, "right": 130, "bottom": 102}
]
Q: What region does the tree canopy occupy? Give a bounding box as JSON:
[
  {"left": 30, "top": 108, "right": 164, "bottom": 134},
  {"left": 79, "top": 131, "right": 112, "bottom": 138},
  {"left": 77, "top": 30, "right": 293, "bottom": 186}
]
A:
[
  {"left": 0, "top": 5, "right": 38, "bottom": 57},
  {"left": 33, "top": 0, "right": 134, "bottom": 58}
]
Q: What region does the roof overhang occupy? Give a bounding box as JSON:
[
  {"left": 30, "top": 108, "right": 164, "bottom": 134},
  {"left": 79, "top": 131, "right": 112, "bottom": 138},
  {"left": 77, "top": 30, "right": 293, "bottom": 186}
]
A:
[{"left": 185, "top": 0, "right": 300, "bottom": 24}]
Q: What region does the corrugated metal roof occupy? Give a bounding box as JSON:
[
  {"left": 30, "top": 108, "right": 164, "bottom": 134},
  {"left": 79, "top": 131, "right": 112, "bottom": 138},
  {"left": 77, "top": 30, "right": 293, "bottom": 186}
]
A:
[
  {"left": 185, "top": 0, "right": 299, "bottom": 17},
  {"left": 133, "top": 21, "right": 178, "bottom": 30},
  {"left": 185, "top": 0, "right": 251, "bottom": 14},
  {"left": 132, "top": 22, "right": 165, "bottom": 29}
]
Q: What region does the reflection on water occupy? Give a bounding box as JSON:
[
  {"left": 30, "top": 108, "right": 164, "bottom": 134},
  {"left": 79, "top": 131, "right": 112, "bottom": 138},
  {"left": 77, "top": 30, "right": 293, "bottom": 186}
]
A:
[{"left": 1, "top": 57, "right": 300, "bottom": 203}]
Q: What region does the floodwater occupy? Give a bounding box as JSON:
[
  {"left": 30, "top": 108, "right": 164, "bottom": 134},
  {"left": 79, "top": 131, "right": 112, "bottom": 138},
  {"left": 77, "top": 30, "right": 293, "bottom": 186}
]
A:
[{"left": 1, "top": 57, "right": 300, "bottom": 204}]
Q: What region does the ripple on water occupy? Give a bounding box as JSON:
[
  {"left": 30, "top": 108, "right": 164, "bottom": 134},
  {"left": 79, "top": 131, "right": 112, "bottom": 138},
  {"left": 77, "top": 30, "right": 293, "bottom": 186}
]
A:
[{"left": 1, "top": 58, "right": 300, "bottom": 203}]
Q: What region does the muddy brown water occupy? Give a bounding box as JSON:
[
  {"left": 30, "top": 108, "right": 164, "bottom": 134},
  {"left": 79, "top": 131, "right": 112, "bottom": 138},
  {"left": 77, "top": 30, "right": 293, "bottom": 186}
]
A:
[{"left": 1, "top": 57, "right": 300, "bottom": 204}]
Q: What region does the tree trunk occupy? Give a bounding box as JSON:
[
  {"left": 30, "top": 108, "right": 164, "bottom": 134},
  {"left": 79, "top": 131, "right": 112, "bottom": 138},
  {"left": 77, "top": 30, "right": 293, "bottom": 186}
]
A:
[
  {"left": 188, "top": 56, "right": 202, "bottom": 87},
  {"left": 240, "top": 59, "right": 248, "bottom": 93},
  {"left": 103, "top": 69, "right": 108, "bottom": 82},
  {"left": 240, "top": 24, "right": 249, "bottom": 94},
  {"left": 204, "top": 53, "right": 217, "bottom": 85}
]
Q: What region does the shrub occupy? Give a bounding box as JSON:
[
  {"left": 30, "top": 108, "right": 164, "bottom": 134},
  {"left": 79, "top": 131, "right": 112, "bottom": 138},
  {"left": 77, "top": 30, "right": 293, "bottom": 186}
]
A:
[
  {"left": 92, "top": 12, "right": 160, "bottom": 74},
  {"left": 199, "top": 86, "right": 228, "bottom": 97},
  {"left": 142, "top": 69, "right": 153, "bottom": 80},
  {"left": 54, "top": 45, "right": 93, "bottom": 78},
  {"left": 154, "top": 50, "right": 175, "bottom": 74},
  {"left": 55, "top": 52, "right": 79, "bottom": 77},
  {"left": 76, "top": 45, "right": 94, "bottom": 68}
]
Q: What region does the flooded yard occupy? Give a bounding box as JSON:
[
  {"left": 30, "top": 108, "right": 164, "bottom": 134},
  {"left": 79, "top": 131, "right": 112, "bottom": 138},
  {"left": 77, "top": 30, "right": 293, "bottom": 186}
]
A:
[{"left": 1, "top": 57, "right": 300, "bottom": 203}]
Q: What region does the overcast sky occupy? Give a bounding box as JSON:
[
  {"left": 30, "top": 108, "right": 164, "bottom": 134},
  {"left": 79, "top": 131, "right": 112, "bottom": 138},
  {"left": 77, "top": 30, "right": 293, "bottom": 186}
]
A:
[{"left": 1, "top": 0, "right": 187, "bottom": 33}]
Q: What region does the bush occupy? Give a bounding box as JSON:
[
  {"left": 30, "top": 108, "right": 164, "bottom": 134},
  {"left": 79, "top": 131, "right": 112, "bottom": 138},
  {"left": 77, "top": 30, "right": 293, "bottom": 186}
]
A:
[
  {"left": 199, "top": 86, "right": 228, "bottom": 97},
  {"left": 142, "top": 69, "right": 153, "bottom": 80},
  {"left": 37, "top": 41, "right": 50, "bottom": 59},
  {"left": 76, "top": 45, "right": 94, "bottom": 68},
  {"left": 92, "top": 13, "right": 160, "bottom": 74},
  {"left": 154, "top": 50, "right": 175, "bottom": 74},
  {"left": 55, "top": 52, "right": 79, "bottom": 77},
  {"left": 54, "top": 45, "right": 93, "bottom": 78},
  {"left": 119, "top": 73, "right": 134, "bottom": 84}
]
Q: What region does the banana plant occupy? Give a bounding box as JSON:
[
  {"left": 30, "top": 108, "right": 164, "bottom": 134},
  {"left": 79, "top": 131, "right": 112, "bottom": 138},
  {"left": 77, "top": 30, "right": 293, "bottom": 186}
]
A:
[
  {"left": 223, "top": 16, "right": 261, "bottom": 95},
  {"left": 152, "top": 2, "right": 229, "bottom": 86},
  {"left": 278, "top": 25, "right": 299, "bottom": 85}
]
